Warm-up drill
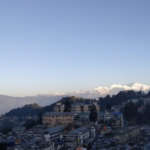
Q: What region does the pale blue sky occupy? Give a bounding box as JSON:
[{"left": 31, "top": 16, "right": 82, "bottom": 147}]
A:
[{"left": 0, "top": 0, "right": 150, "bottom": 96}]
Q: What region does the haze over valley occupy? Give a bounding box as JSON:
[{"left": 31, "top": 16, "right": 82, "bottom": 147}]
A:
[{"left": 0, "top": 82, "right": 150, "bottom": 114}]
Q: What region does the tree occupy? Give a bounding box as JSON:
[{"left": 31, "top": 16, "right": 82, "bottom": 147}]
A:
[
  {"left": 0, "top": 119, "right": 14, "bottom": 135},
  {"left": 0, "top": 143, "right": 7, "bottom": 150},
  {"left": 142, "top": 104, "right": 150, "bottom": 124},
  {"left": 89, "top": 104, "right": 98, "bottom": 123},
  {"left": 37, "top": 111, "right": 43, "bottom": 124},
  {"left": 64, "top": 98, "right": 72, "bottom": 112},
  {"left": 24, "top": 119, "right": 37, "bottom": 129},
  {"left": 123, "top": 101, "right": 138, "bottom": 122},
  {"left": 80, "top": 105, "right": 84, "bottom": 112},
  {"left": 65, "top": 123, "right": 74, "bottom": 131},
  {"left": 106, "top": 103, "right": 112, "bottom": 111}
]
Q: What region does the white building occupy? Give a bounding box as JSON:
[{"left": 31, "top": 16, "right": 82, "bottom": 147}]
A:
[{"left": 64, "top": 127, "right": 90, "bottom": 149}]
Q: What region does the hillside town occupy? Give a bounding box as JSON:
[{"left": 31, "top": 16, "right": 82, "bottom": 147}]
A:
[
  {"left": 1, "top": 0, "right": 150, "bottom": 149},
  {"left": 1, "top": 92, "right": 150, "bottom": 150}
]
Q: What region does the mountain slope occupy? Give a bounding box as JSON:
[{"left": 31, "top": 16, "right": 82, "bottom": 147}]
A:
[{"left": 0, "top": 95, "right": 61, "bottom": 114}]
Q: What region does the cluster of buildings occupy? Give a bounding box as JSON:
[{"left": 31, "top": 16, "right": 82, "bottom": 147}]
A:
[
  {"left": 1, "top": 98, "right": 150, "bottom": 150},
  {"left": 42, "top": 101, "right": 100, "bottom": 127},
  {"left": 64, "top": 126, "right": 96, "bottom": 149},
  {"left": 92, "top": 125, "right": 150, "bottom": 150},
  {"left": 0, "top": 125, "right": 65, "bottom": 150},
  {"left": 42, "top": 112, "right": 76, "bottom": 126},
  {"left": 54, "top": 101, "right": 100, "bottom": 113},
  {"left": 0, "top": 124, "right": 97, "bottom": 150}
]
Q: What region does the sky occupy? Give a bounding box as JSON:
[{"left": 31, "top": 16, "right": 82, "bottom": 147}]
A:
[{"left": 0, "top": 0, "right": 150, "bottom": 96}]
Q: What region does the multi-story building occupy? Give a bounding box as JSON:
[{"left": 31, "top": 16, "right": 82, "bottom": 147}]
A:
[
  {"left": 113, "top": 127, "right": 141, "bottom": 144},
  {"left": 54, "top": 103, "right": 65, "bottom": 112},
  {"left": 103, "top": 111, "right": 113, "bottom": 121},
  {"left": 74, "top": 112, "right": 90, "bottom": 124},
  {"left": 42, "top": 112, "right": 76, "bottom": 126},
  {"left": 111, "top": 112, "right": 124, "bottom": 128},
  {"left": 44, "top": 125, "right": 65, "bottom": 142},
  {"left": 54, "top": 101, "right": 100, "bottom": 113},
  {"left": 64, "top": 127, "right": 90, "bottom": 149},
  {"left": 71, "top": 103, "right": 86, "bottom": 112},
  {"left": 102, "top": 111, "right": 124, "bottom": 128},
  {"left": 72, "top": 103, "right": 100, "bottom": 113}
]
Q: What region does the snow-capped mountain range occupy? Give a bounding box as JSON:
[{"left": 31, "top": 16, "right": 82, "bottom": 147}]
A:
[{"left": 0, "top": 83, "right": 150, "bottom": 114}]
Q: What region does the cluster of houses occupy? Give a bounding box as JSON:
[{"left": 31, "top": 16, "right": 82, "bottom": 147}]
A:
[
  {"left": 0, "top": 124, "right": 96, "bottom": 150},
  {"left": 1, "top": 98, "right": 150, "bottom": 150}
]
